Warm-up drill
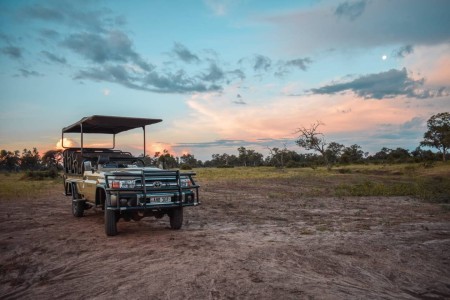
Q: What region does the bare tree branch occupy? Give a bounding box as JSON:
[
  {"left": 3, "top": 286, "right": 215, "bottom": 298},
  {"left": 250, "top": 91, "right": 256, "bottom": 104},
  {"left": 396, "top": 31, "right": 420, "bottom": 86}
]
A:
[{"left": 294, "top": 121, "right": 330, "bottom": 169}]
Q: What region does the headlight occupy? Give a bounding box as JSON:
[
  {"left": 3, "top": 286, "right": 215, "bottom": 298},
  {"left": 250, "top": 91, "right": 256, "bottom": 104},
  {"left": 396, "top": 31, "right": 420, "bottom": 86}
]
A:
[
  {"left": 180, "top": 178, "right": 191, "bottom": 187},
  {"left": 110, "top": 179, "right": 136, "bottom": 189}
]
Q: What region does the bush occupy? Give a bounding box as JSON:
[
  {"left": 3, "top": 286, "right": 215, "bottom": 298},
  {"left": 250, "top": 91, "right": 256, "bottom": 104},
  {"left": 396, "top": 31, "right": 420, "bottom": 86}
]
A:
[
  {"left": 285, "top": 161, "right": 301, "bottom": 168},
  {"left": 180, "top": 164, "right": 192, "bottom": 170},
  {"left": 21, "top": 169, "right": 59, "bottom": 180},
  {"left": 337, "top": 168, "right": 352, "bottom": 174}
]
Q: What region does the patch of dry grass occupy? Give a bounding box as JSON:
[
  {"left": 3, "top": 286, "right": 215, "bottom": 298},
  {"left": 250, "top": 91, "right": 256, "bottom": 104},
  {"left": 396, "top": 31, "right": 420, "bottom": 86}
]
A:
[
  {"left": 0, "top": 172, "right": 61, "bottom": 200},
  {"left": 195, "top": 163, "right": 450, "bottom": 202}
]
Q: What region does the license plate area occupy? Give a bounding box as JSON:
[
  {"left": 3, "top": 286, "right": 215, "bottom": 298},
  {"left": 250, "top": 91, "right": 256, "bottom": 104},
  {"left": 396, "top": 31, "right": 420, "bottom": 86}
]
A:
[{"left": 150, "top": 196, "right": 171, "bottom": 202}]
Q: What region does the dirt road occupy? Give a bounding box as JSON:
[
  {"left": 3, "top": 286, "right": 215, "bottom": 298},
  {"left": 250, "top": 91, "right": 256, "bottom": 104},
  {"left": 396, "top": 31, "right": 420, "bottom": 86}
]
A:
[{"left": 1, "top": 179, "right": 449, "bottom": 299}]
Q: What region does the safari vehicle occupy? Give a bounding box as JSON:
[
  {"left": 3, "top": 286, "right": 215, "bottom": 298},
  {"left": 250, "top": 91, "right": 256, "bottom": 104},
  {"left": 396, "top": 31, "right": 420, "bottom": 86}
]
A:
[{"left": 62, "top": 115, "right": 200, "bottom": 236}]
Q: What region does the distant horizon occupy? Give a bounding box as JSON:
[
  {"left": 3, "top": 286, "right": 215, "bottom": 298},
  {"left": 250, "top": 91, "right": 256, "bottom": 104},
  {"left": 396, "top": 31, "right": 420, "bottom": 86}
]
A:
[{"left": 1, "top": 128, "right": 442, "bottom": 163}]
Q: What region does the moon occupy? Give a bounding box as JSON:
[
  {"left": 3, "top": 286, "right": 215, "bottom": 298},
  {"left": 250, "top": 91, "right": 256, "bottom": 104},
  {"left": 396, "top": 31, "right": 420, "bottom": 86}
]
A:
[{"left": 382, "top": 55, "right": 388, "bottom": 60}]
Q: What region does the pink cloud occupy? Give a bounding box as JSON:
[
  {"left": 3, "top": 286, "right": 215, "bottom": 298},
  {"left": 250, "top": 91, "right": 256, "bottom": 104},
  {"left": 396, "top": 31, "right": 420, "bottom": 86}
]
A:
[
  {"left": 405, "top": 44, "right": 450, "bottom": 87},
  {"left": 179, "top": 90, "right": 426, "bottom": 144}
]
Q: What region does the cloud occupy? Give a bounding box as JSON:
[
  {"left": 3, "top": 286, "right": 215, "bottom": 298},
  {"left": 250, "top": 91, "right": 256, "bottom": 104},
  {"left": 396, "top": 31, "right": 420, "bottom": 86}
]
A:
[
  {"left": 22, "top": 2, "right": 116, "bottom": 33},
  {"left": 41, "top": 50, "right": 66, "bottom": 64},
  {"left": 200, "top": 62, "right": 225, "bottom": 82},
  {"left": 170, "top": 137, "right": 300, "bottom": 160},
  {"left": 276, "top": 57, "right": 312, "bottom": 77},
  {"left": 39, "top": 29, "right": 60, "bottom": 40},
  {"left": 253, "top": 54, "right": 272, "bottom": 72},
  {"left": 172, "top": 43, "right": 200, "bottom": 63},
  {"left": 144, "top": 69, "right": 222, "bottom": 93},
  {"left": 17, "top": 69, "right": 43, "bottom": 77},
  {"left": 22, "top": 4, "right": 64, "bottom": 22},
  {"left": 21, "top": 1, "right": 153, "bottom": 72},
  {"left": 62, "top": 30, "right": 151, "bottom": 71},
  {"left": 335, "top": 0, "right": 367, "bottom": 21},
  {"left": 403, "top": 44, "right": 450, "bottom": 89},
  {"left": 368, "top": 116, "right": 427, "bottom": 143},
  {"left": 1, "top": 46, "right": 22, "bottom": 59},
  {"left": 174, "top": 139, "right": 251, "bottom": 149},
  {"left": 72, "top": 49, "right": 310, "bottom": 93},
  {"left": 265, "top": 0, "right": 450, "bottom": 54},
  {"left": 174, "top": 91, "right": 416, "bottom": 156},
  {"left": 203, "top": 86, "right": 438, "bottom": 136},
  {"left": 285, "top": 58, "right": 312, "bottom": 71},
  {"left": 233, "top": 94, "right": 246, "bottom": 105},
  {"left": 310, "top": 68, "right": 447, "bottom": 99},
  {"left": 56, "top": 138, "right": 78, "bottom": 149},
  {"left": 173, "top": 138, "right": 293, "bottom": 153},
  {"left": 204, "top": 0, "right": 236, "bottom": 16},
  {"left": 75, "top": 65, "right": 146, "bottom": 91},
  {"left": 393, "top": 45, "right": 414, "bottom": 58},
  {"left": 0, "top": 33, "right": 15, "bottom": 44},
  {"left": 75, "top": 64, "right": 223, "bottom": 94},
  {"left": 149, "top": 81, "right": 449, "bottom": 159},
  {"left": 21, "top": 1, "right": 151, "bottom": 71},
  {"left": 227, "top": 69, "right": 246, "bottom": 81}
]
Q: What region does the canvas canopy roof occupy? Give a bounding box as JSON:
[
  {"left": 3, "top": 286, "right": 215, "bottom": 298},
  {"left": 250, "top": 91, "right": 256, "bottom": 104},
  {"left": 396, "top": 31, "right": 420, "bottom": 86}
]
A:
[{"left": 62, "top": 115, "right": 162, "bottom": 134}]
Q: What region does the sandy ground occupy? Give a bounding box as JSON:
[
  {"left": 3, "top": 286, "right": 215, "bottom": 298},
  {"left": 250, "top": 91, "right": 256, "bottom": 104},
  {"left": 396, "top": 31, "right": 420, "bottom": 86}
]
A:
[{"left": 1, "top": 179, "right": 450, "bottom": 299}]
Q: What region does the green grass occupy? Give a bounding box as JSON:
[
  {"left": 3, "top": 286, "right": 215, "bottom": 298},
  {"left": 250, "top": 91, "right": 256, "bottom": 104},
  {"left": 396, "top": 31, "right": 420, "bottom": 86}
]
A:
[{"left": 0, "top": 172, "right": 62, "bottom": 200}]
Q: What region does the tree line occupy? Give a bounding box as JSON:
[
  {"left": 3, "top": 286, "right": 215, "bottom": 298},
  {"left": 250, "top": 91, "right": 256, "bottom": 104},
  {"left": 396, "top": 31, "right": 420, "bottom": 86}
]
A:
[
  {"left": 0, "top": 144, "right": 445, "bottom": 172},
  {"left": 1, "top": 112, "right": 448, "bottom": 171}
]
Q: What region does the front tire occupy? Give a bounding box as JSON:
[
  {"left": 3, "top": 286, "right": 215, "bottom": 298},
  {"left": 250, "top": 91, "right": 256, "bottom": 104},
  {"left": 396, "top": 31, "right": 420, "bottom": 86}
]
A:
[
  {"left": 105, "top": 208, "right": 118, "bottom": 236},
  {"left": 169, "top": 207, "right": 183, "bottom": 230},
  {"left": 71, "top": 184, "right": 84, "bottom": 217}
]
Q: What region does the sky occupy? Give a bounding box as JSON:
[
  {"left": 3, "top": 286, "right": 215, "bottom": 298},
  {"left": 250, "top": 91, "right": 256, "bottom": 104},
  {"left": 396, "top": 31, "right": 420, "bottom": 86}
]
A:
[{"left": 0, "top": 0, "right": 449, "bottom": 161}]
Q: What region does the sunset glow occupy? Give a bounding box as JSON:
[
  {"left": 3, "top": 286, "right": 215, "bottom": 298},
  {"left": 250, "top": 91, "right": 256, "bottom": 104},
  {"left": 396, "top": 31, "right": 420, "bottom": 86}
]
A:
[{"left": 0, "top": 0, "right": 449, "bottom": 160}]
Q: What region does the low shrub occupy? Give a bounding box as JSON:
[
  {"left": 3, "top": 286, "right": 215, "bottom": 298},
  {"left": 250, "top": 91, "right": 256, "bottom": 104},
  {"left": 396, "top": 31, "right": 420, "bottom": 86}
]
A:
[
  {"left": 21, "top": 169, "right": 59, "bottom": 180},
  {"left": 337, "top": 168, "right": 352, "bottom": 174}
]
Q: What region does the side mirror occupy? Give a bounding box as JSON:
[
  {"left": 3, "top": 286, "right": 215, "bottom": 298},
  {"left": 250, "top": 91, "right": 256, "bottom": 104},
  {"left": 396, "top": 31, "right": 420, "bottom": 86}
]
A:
[{"left": 83, "top": 161, "right": 92, "bottom": 172}]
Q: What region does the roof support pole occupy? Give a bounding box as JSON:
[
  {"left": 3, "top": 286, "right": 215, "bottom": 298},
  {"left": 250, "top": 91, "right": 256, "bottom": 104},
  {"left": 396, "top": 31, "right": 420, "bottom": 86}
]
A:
[
  {"left": 80, "top": 123, "right": 83, "bottom": 157},
  {"left": 143, "top": 126, "right": 146, "bottom": 158}
]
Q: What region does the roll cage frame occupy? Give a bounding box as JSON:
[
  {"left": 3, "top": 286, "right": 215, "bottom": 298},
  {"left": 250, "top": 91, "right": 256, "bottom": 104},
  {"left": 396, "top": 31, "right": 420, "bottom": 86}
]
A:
[{"left": 61, "top": 115, "right": 163, "bottom": 156}]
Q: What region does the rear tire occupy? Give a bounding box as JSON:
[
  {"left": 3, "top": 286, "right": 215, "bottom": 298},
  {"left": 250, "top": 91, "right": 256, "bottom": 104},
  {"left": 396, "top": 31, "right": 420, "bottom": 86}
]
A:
[
  {"left": 105, "top": 208, "right": 118, "bottom": 236},
  {"left": 71, "top": 184, "right": 84, "bottom": 217},
  {"left": 72, "top": 200, "right": 85, "bottom": 217},
  {"left": 169, "top": 207, "right": 183, "bottom": 230}
]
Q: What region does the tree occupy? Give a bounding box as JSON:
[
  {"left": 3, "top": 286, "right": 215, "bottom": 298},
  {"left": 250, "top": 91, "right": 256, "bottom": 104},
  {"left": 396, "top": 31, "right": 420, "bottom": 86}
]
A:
[
  {"left": 237, "top": 147, "right": 264, "bottom": 167},
  {"left": 20, "top": 148, "right": 41, "bottom": 170},
  {"left": 266, "top": 147, "right": 284, "bottom": 168},
  {"left": 325, "top": 142, "right": 344, "bottom": 164},
  {"left": 141, "top": 154, "right": 155, "bottom": 166},
  {"left": 411, "top": 147, "right": 437, "bottom": 163},
  {"left": 0, "top": 150, "right": 20, "bottom": 171},
  {"left": 371, "top": 147, "right": 391, "bottom": 163},
  {"left": 180, "top": 153, "right": 198, "bottom": 167},
  {"left": 247, "top": 150, "right": 264, "bottom": 166},
  {"left": 420, "top": 112, "right": 450, "bottom": 161},
  {"left": 155, "top": 149, "right": 178, "bottom": 169},
  {"left": 42, "top": 149, "right": 63, "bottom": 170},
  {"left": 295, "top": 121, "right": 330, "bottom": 169},
  {"left": 340, "top": 144, "right": 364, "bottom": 164},
  {"left": 237, "top": 146, "right": 249, "bottom": 166},
  {"left": 388, "top": 147, "right": 411, "bottom": 163},
  {"left": 209, "top": 153, "right": 238, "bottom": 167}
]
